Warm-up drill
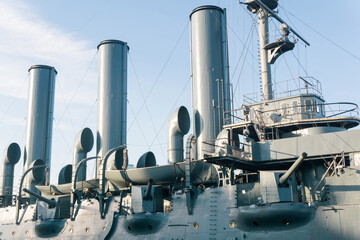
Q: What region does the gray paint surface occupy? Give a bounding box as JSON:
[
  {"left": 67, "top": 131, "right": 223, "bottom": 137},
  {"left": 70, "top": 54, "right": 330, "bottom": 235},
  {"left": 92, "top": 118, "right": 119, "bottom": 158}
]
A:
[
  {"left": 23, "top": 65, "right": 56, "bottom": 194},
  {"left": 97, "top": 40, "right": 128, "bottom": 175},
  {"left": 190, "top": 6, "right": 230, "bottom": 159}
]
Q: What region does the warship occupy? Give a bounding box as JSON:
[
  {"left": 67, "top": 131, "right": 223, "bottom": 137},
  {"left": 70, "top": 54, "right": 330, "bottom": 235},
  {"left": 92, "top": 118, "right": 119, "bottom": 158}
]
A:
[{"left": 0, "top": 0, "right": 359, "bottom": 239}]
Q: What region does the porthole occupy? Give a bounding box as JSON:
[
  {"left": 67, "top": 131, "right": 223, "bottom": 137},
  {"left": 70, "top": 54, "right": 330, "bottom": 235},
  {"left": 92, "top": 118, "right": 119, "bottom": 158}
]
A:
[
  {"left": 229, "top": 220, "right": 236, "bottom": 228},
  {"left": 193, "top": 222, "right": 199, "bottom": 230}
]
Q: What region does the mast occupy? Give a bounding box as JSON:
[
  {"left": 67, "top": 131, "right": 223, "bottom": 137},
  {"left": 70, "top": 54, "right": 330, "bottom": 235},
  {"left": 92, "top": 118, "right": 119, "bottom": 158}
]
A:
[
  {"left": 257, "top": 7, "right": 273, "bottom": 101},
  {"left": 245, "top": 0, "right": 309, "bottom": 102}
]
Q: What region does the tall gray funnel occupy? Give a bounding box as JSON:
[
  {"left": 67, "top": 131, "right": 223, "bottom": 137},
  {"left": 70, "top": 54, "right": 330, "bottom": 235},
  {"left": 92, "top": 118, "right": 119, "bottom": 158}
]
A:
[
  {"left": 190, "top": 6, "right": 231, "bottom": 159},
  {"left": 96, "top": 40, "right": 128, "bottom": 176},
  {"left": 23, "top": 65, "right": 56, "bottom": 195}
]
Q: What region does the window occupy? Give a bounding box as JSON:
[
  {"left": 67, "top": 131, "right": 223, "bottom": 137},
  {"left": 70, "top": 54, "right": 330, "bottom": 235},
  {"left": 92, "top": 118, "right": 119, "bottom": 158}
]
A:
[
  {"left": 282, "top": 103, "right": 287, "bottom": 115},
  {"left": 292, "top": 101, "right": 298, "bottom": 113},
  {"left": 314, "top": 100, "right": 320, "bottom": 113},
  {"left": 305, "top": 99, "right": 313, "bottom": 112}
]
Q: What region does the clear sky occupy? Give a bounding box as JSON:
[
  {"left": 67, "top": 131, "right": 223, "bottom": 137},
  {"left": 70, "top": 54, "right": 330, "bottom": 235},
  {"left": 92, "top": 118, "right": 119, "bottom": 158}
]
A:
[{"left": 0, "top": 0, "right": 359, "bottom": 187}]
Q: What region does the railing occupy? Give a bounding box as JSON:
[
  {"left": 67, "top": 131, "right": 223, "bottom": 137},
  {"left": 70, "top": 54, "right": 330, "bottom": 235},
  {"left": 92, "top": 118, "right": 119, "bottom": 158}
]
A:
[
  {"left": 324, "top": 102, "right": 359, "bottom": 118},
  {"left": 225, "top": 101, "right": 359, "bottom": 125},
  {"left": 243, "top": 76, "right": 322, "bottom": 103}
]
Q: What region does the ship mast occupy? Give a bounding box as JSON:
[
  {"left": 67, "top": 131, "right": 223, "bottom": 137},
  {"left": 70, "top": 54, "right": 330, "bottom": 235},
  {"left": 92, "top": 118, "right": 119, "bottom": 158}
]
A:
[
  {"left": 257, "top": 7, "right": 273, "bottom": 101},
  {"left": 244, "top": 0, "right": 310, "bottom": 102}
]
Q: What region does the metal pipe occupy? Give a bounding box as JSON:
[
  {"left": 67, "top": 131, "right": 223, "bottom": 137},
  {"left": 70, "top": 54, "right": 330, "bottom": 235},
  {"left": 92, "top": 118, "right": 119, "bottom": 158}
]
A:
[
  {"left": 143, "top": 179, "right": 153, "bottom": 200},
  {"left": 168, "top": 106, "right": 190, "bottom": 163},
  {"left": 23, "top": 65, "right": 56, "bottom": 197},
  {"left": 0, "top": 143, "right": 21, "bottom": 206},
  {"left": 73, "top": 128, "right": 94, "bottom": 181},
  {"left": 190, "top": 6, "right": 230, "bottom": 159},
  {"left": 137, "top": 151, "right": 156, "bottom": 168},
  {"left": 223, "top": 8, "right": 231, "bottom": 125},
  {"left": 58, "top": 164, "right": 72, "bottom": 185},
  {"left": 97, "top": 40, "right": 129, "bottom": 176},
  {"left": 22, "top": 188, "right": 56, "bottom": 208},
  {"left": 279, "top": 152, "right": 307, "bottom": 185},
  {"left": 15, "top": 161, "right": 46, "bottom": 224}
]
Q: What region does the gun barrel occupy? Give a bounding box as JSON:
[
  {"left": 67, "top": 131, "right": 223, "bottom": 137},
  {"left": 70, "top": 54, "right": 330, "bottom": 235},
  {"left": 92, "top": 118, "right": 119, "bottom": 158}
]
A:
[
  {"left": 279, "top": 152, "right": 307, "bottom": 185},
  {"left": 23, "top": 188, "right": 57, "bottom": 208},
  {"left": 143, "top": 179, "right": 154, "bottom": 200}
]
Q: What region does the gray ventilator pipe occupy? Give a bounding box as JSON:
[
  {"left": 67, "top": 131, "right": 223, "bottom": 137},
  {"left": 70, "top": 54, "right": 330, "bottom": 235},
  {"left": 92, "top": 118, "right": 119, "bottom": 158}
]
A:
[
  {"left": 137, "top": 151, "right": 156, "bottom": 168},
  {"left": 0, "top": 143, "right": 21, "bottom": 206},
  {"left": 23, "top": 65, "right": 56, "bottom": 197},
  {"left": 168, "top": 106, "right": 190, "bottom": 163},
  {"left": 96, "top": 40, "right": 128, "bottom": 177},
  {"left": 190, "top": 6, "right": 231, "bottom": 160},
  {"left": 279, "top": 152, "right": 307, "bottom": 185},
  {"left": 58, "top": 164, "right": 72, "bottom": 185},
  {"left": 73, "top": 127, "right": 94, "bottom": 181}
]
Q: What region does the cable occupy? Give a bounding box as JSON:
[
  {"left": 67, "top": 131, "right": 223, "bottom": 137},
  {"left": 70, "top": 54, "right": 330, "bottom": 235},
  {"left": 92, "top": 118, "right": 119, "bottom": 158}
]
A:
[
  {"left": 127, "top": 20, "right": 189, "bottom": 133},
  {"left": 279, "top": 5, "right": 360, "bottom": 63}
]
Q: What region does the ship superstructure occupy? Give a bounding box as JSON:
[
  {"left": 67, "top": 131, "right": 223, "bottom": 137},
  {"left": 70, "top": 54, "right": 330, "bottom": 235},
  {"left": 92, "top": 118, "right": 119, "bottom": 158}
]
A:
[{"left": 0, "top": 1, "right": 360, "bottom": 239}]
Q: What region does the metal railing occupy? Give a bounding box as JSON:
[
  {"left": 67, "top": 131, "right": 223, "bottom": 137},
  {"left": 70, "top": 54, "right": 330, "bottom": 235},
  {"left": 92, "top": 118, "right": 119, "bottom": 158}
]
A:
[
  {"left": 225, "top": 101, "right": 359, "bottom": 125},
  {"left": 243, "top": 76, "right": 322, "bottom": 103}
]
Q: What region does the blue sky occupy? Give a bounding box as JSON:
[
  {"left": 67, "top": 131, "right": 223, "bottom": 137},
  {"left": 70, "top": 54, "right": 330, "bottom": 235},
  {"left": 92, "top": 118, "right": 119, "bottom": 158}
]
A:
[{"left": 0, "top": 0, "right": 359, "bottom": 186}]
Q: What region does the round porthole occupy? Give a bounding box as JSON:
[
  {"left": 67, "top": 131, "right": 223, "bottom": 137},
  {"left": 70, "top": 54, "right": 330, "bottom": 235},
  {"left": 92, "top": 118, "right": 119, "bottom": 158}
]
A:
[
  {"left": 85, "top": 227, "right": 90, "bottom": 233},
  {"left": 193, "top": 222, "right": 199, "bottom": 230},
  {"left": 229, "top": 220, "right": 236, "bottom": 228}
]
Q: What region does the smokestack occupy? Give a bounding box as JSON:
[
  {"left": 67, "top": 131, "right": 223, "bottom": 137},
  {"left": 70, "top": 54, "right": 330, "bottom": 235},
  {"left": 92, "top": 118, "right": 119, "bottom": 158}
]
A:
[
  {"left": 23, "top": 65, "right": 56, "bottom": 195},
  {"left": 0, "top": 143, "right": 21, "bottom": 207},
  {"left": 73, "top": 127, "right": 94, "bottom": 181},
  {"left": 190, "top": 6, "right": 231, "bottom": 159},
  {"left": 96, "top": 40, "right": 128, "bottom": 176},
  {"left": 168, "top": 106, "right": 190, "bottom": 163}
]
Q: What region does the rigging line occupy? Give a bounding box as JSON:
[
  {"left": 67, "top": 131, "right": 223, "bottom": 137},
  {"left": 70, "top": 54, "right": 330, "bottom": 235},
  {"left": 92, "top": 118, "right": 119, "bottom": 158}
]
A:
[
  {"left": 128, "top": 53, "right": 163, "bottom": 156},
  {"left": 279, "top": 5, "right": 360, "bottom": 62},
  {"left": 53, "top": 117, "right": 72, "bottom": 167},
  {"left": 127, "top": 99, "right": 150, "bottom": 148},
  {"left": 272, "top": 21, "right": 310, "bottom": 78},
  {"left": 0, "top": 73, "right": 29, "bottom": 123},
  {"left": 127, "top": 20, "right": 189, "bottom": 132},
  {"left": 57, "top": 50, "right": 98, "bottom": 124},
  {"left": 149, "top": 76, "right": 191, "bottom": 153},
  {"left": 227, "top": 17, "right": 258, "bottom": 65},
  {"left": 81, "top": 98, "right": 97, "bottom": 127},
  {"left": 282, "top": 55, "right": 295, "bottom": 81},
  {"left": 231, "top": 25, "right": 254, "bottom": 81},
  {"left": 56, "top": 75, "right": 77, "bottom": 135},
  {"left": 233, "top": 27, "right": 254, "bottom": 96}
]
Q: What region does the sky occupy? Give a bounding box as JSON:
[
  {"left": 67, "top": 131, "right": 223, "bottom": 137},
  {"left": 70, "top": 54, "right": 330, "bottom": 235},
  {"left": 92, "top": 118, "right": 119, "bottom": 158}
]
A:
[{"left": 0, "top": 0, "right": 359, "bottom": 187}]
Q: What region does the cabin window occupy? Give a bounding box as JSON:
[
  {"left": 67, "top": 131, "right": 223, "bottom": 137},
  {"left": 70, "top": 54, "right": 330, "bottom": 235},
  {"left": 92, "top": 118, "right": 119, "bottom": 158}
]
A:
[
  {"left": 320, "top": 103, "right": 325, "bottom": 116},
  {"left": 304, "top": 99, "right": 313, "bottom": 112},
  {"left": 292, "top": 101, "right": 298, "bottom": 113},
  {"left": 314, "top": 100, "right": 320, "bottom": 113},
  {"left": 282, "top": 103, "right": 287, "bottom": 115}
]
